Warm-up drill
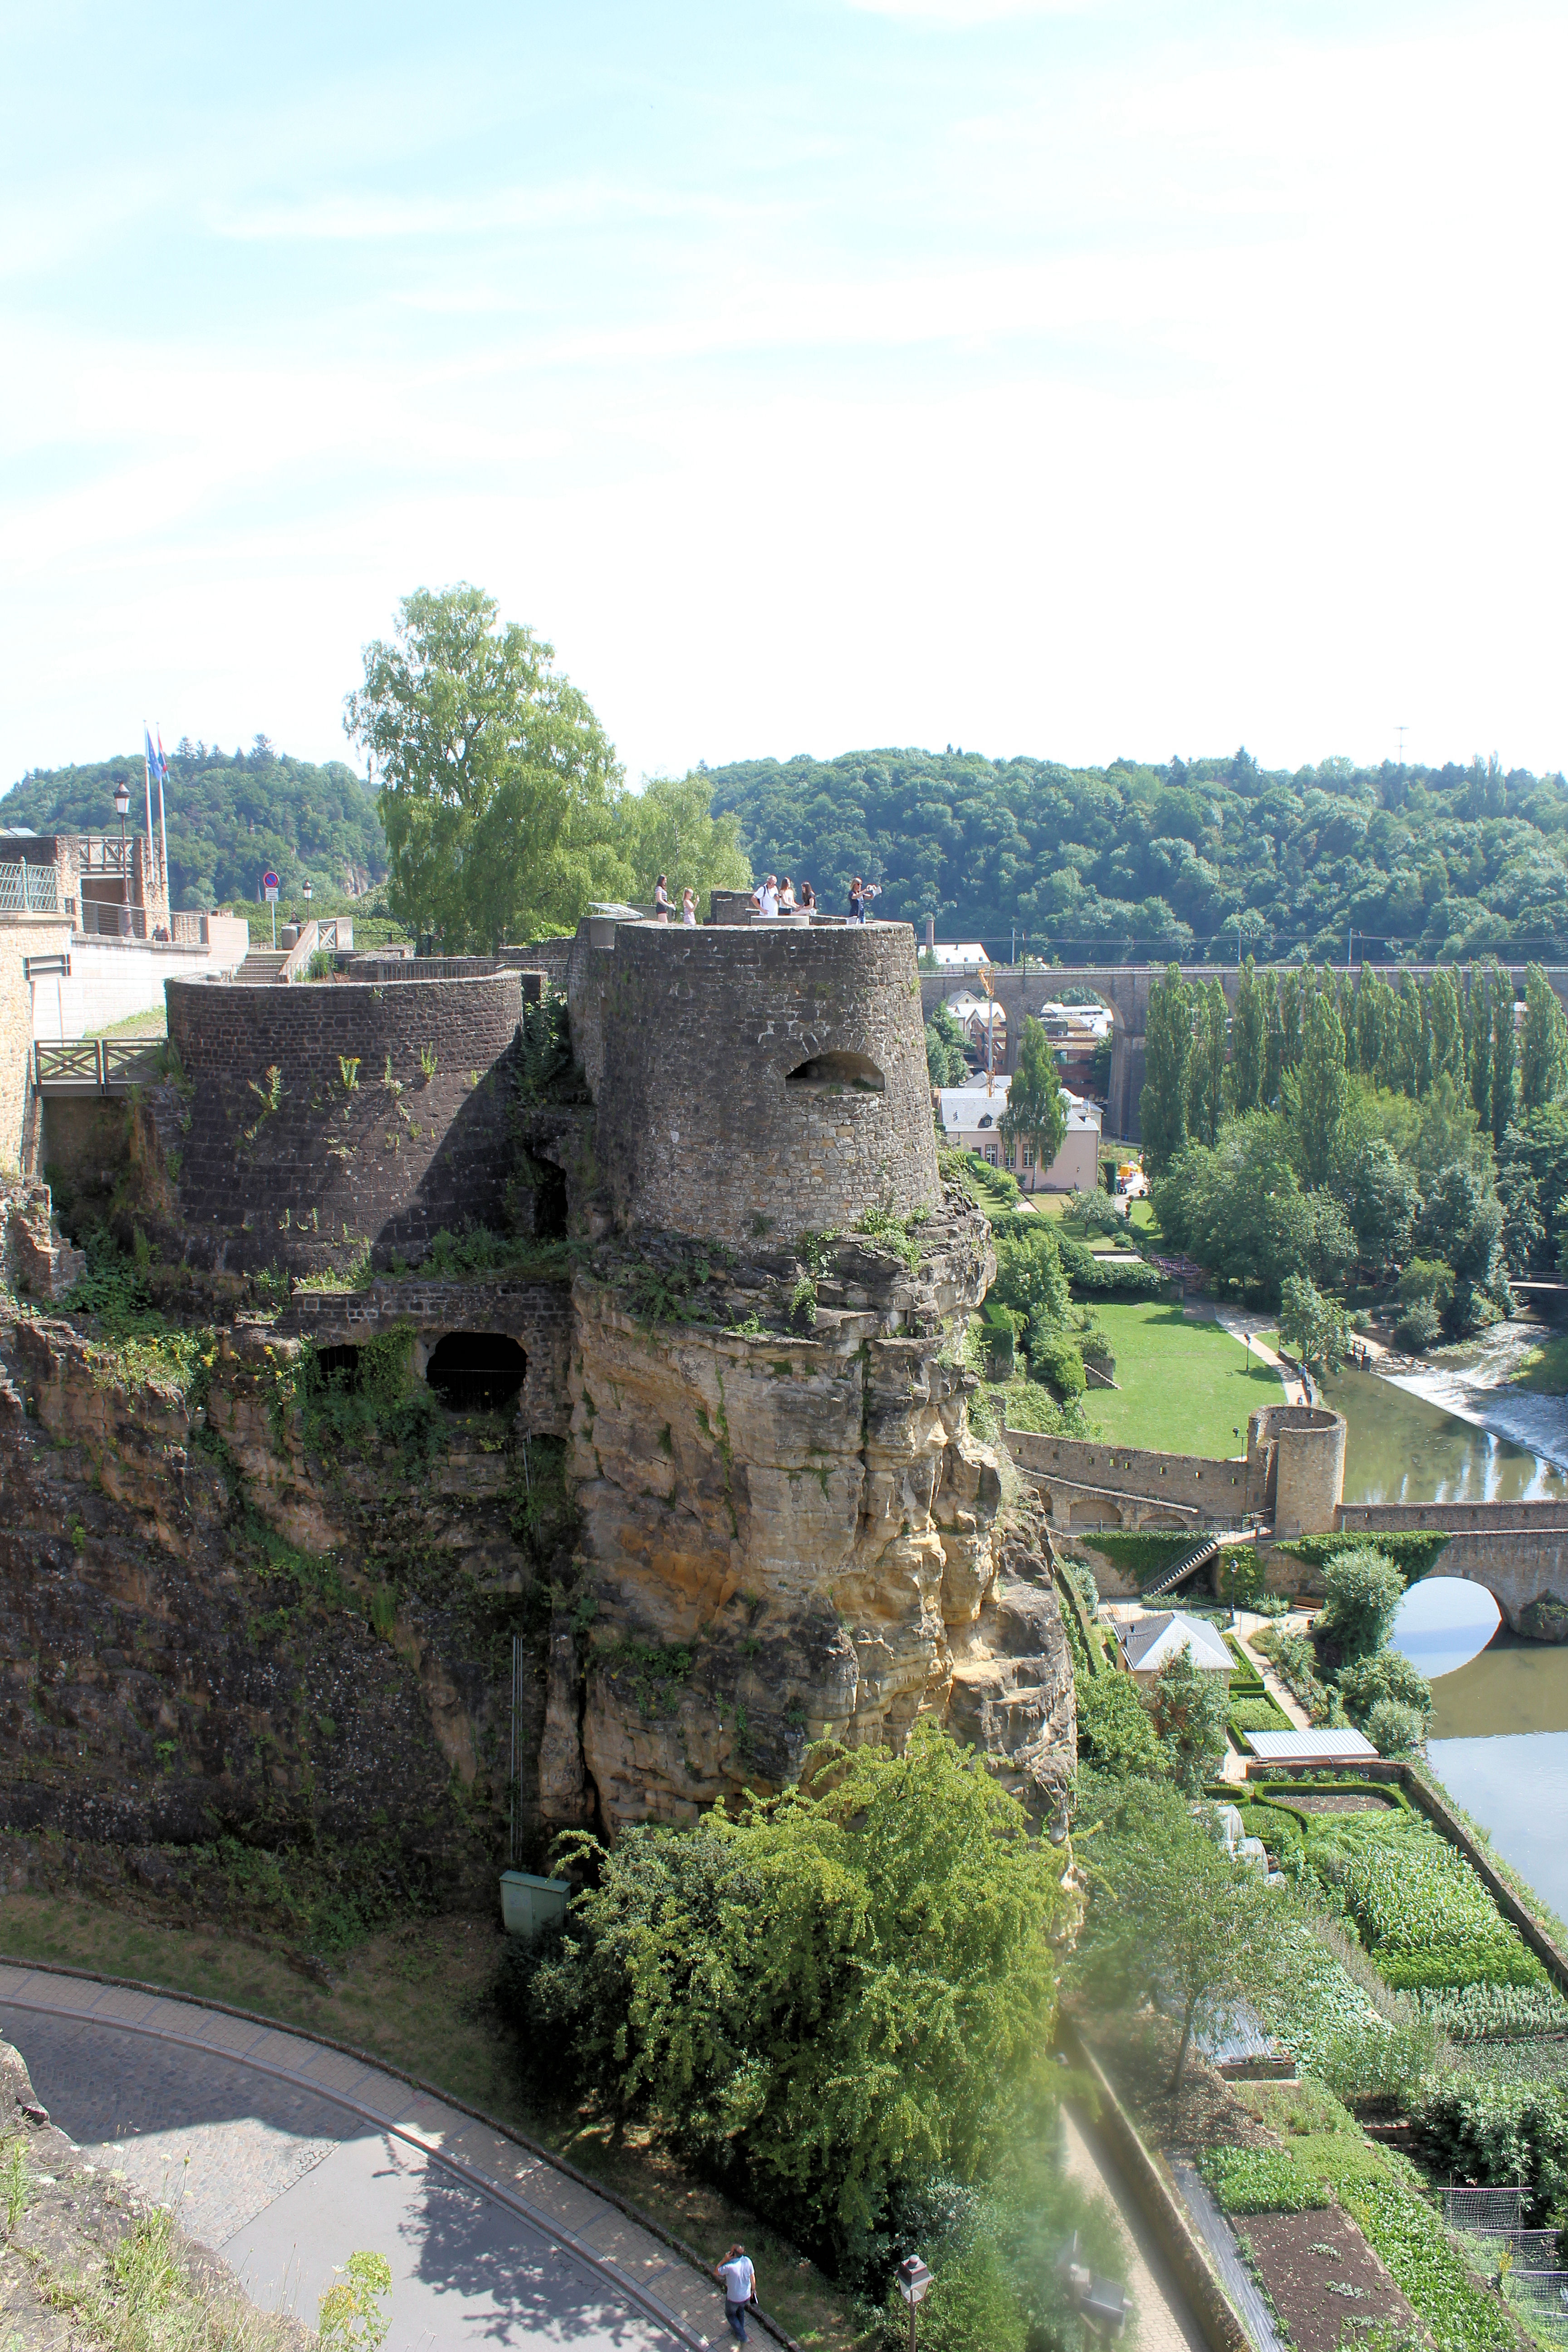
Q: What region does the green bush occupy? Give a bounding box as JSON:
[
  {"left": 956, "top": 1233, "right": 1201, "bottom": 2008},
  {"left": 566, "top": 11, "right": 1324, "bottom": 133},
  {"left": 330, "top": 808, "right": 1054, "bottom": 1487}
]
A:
[
  {"left": 1394, "top": 1299, "right": 1442, "bottom": 1352},
  {"left": 1338, "top": 1648, "right": 1433, "bottom": 1731},
  {"left": 1029, "top": 1328, "right": 1085, "bottom": 1398},
  {"left": 1214, "top": 1546, "right": 1264, "bottom": 1608},
  {"left": 885, "top": 2236, "right": 1025, "bottom": 2352},
  {"left": 1411, "top": 2075, "right": 1568, "bottom": 2226},
  {"left": 1076, "top": 1673, "right": 1165, "bottom": 1779},
  {"left": 1365, "top": 1698, "right": 1426, "bottom": 1757},
  {"left": 1198, "top": 2146, "right": 1329, "bottom": 2215},
  {"left": 1315, "top": 1548, "right": 1406, "bottom": 1664},
  {"left": 1229, "top": 1697, "right": 1295, "bottom": 1733}
]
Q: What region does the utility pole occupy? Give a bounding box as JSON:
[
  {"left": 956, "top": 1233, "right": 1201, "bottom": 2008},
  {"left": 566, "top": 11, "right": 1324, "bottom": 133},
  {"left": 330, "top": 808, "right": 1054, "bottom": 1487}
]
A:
[{"left": 1396, "top": 723, "right": 1408, "bottom": 766}]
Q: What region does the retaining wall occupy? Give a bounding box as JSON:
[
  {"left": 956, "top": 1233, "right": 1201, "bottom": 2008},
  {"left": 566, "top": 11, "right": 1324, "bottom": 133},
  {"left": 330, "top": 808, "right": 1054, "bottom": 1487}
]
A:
[
  {"left": 1008, "top": 1403, "right": 1345, "bottom": 1538},
  {"left": 575, "top": 916, "right": 939, "bottom": 1247},
  {"left": 164, "top": 972, "right": 527, "bottom": 1275}
]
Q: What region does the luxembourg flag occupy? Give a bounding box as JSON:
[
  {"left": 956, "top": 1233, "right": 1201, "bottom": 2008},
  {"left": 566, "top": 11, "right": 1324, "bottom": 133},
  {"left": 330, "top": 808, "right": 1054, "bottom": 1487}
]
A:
[{"left": 144, "top": 724, "right": 167, "bottom": 785}]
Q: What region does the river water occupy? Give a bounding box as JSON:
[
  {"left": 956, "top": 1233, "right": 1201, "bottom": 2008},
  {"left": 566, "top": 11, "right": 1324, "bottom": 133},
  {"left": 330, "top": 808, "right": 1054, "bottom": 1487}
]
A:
[{"left": 1316, "top": 1333, "right": 1568, "bottom": 1923}]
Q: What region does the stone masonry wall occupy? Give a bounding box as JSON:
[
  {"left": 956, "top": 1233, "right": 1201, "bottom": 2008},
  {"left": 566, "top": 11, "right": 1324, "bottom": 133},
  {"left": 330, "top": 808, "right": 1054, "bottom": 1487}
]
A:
[
  {"left": 164, "top": 973, "right": 526, "bottom": 1276},
  {"left": 283, "top": 1276, "right": 573, "bottom": 1437},
  {"left": 583, "top": 919, "right": 939, "bottom": 1249}
]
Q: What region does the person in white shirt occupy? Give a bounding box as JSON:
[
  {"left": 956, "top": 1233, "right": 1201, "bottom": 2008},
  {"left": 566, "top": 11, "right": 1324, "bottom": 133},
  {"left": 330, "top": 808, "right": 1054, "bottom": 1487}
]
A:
[
  {"left": 751, "top": 876, "right": 779, "bottom": 917},
  {"left": 777, "top": 875, "right": 797, "bottom": 910},
  {"left": 714, "top": 2244, "right": 757, "bottom": 2342},
  {"left": 681, "top": 887, "right": 697, "bottom": 925}
]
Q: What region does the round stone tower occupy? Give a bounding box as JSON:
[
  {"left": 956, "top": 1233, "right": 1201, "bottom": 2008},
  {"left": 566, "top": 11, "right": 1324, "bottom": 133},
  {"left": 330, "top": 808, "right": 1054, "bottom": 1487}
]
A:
[{"left": 587, "top": 919, "right": 940, "bottom": 1246}]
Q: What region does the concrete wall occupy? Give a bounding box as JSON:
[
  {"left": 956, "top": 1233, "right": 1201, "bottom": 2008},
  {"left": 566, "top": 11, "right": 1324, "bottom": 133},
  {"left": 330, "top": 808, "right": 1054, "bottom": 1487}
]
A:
[
  {"left": 33, "top": 936, "right": 247, "bottom": 1044},
  {"left": 164, "top": 970, "right": 527, "bottom": 1276},
  {"left": 577, "top": 916, "right": 940, "bottom": 1247},
  {"left": 0, "top": 919, "right": 74, "bottom": 1172}
]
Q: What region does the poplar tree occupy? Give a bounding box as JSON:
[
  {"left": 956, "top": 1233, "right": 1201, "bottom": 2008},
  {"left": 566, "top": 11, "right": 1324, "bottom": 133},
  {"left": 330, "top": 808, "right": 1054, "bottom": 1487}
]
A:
[
  {"left": 1491, "top": 974, "right": 1518, "bottom": 1142},
  {"left": 1184, "top": 979, "right": 1228, "bottom": 1147},
  {"left": 1139, "top": 965, "right": 1192, "bottom": 1176},
  {"left": 1261, "top": 970, "right": 1284, "bottom": 1103},
  {"left": 1000, "top": 1015, "right": 1067, "bottom": 1184},
  {"left": 1520, "top": 965, "right": 1568, "bottom": 1112},
  {"left": 1427, "top": 968, "right": 1465, "bottom": 1092},
  {"left": 1279, "top": 970, "right": 1303, "bottom": 1073},
  {"left": 1230, "top": 958, "right": 1263, "bottom": 1113},
  {"left": 1392, "top": 973, "right": 1424, "bottom": 1095},
  {"left": 1296, "top": 987, "right": 1348, "bottom": 1186},
  {"left": 1466, "top": 966, "right": 1495, "bottom": 1129}
]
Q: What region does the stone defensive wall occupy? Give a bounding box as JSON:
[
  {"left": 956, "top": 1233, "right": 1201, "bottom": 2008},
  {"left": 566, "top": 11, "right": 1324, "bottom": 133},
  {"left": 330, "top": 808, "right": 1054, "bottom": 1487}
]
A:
[
  {"left": 282, "top": 1275, "right": 572, "bottom": 1436},
  {"left": 163, "top": 970, "right": 528, "bottom": 1275},
  {"left": 1007, "top": 1403, "right": 1346, "bottom": 1541},
  {"left": 568, "top": 914, "right": 939, "bottom": 1248}
]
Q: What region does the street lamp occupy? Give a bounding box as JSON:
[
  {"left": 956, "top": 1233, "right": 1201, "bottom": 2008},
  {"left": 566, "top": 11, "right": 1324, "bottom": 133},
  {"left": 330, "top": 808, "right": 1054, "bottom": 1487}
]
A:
[
  {"left": 303, "top": 878, "right": 313, "bottom": 909},
  {"left": 113, "top": 777, "right": 130, "bottom": 923},
  {"left": 896, "top": 2257, "right": 932, "bottom": 2352}
]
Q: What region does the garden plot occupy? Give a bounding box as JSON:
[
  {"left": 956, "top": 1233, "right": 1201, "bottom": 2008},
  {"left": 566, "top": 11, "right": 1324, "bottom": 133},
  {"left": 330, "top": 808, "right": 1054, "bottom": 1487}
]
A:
[
  {"left": 1312, "top": 1812, "right": 1550, "bottom": 1993},
  {"left": 1235, "top": 2207, "right": 1415, "bottom": 2352}
]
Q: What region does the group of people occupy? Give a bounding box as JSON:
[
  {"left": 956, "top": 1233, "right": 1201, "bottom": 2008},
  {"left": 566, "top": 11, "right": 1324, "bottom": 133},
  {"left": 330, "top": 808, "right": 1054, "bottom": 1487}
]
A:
[{"left": 649, "top": 873, "right": 885, "bottom": 924}]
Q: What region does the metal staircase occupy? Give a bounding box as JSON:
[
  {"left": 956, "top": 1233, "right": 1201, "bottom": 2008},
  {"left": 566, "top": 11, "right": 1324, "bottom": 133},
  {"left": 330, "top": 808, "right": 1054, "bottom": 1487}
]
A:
[{"left": 1144, "top": 1533, "right": 1224, "bottom": 1599}]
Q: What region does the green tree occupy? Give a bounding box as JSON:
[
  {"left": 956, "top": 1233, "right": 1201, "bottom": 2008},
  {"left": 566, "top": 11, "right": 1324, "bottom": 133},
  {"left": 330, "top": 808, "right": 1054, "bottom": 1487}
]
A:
[
  {"left": 1075, "top": 1673, "right": 1166, "bottom": 1781},
  {"left": 1000, "top": 1017, "right": 1068, "bottom": 1186},
  {"left": 1152, "top": 1115, "right": 1311, "bottom": 1300},
  {"left": 1143, "top": 1646, "right": 1229, "bottom": 1794},
  {"left": 1337, "top": 1647, "right": 1432, "bottom": 1733},
  {"left": 1279, "top": 970, "right": 1303, "bottom": 1073},
  {"left": 1491, "top": 972, "right": 1519, "bottom": 1141},
  {"left": 1330, "top": 1134, "right": 1419, "bottom": 1277},
  {"left": 511, "top": 1728, "right": 1070, "bottom": 2257},
  {"left": 1467, "top": 965, "right": 1495, "bottom": 1128},
  {"left": 1314, "top": 1547, "right": 1405, "bottom": 1664},
  {"left": 620, "top": 772, "right": 751, "bottom": 909},
  {"left": 926, "top": 1002, "right": 970, "bottom": 1086},
  {"left": 1230, "top": 958, "right": 1263, "bottom": 1113},
  {"left": 1387, "top": 972, "right": 1424, "bottom": 1096},
  {"left": 1426, "top": 968, "right": 1465, "bottom": 1092},
  {"left": 1260, "top": 969, "right": 1284, "bottom": 1102},
  {"left": 1278, "top": 1272, "right": 1349, "bottom": 1377},
  {"left": 345, "top": 583, "right": 627, "bottom": 948},
  {"left": 1139, "top": 965, "right": 1191, "bottom": 1176},
  {"left": 1295, "top": 988, "right": 1348, "bottom": 1186},
  {"left": 1184, "top": 979, "right": 1228, "bottom": 1147},
  {"left": 1072, "top": 1777, "right": 1289, "bottom": 2090},
  {"left": 1520, "top": 964, "right": 1568, "bottom": 1112}
]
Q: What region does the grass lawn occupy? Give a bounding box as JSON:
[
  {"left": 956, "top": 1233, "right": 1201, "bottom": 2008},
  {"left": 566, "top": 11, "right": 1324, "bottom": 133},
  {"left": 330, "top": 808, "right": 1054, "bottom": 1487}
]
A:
[
  {"left": 0, "top": 1888, "right": 861, "bottom": 2352},
  {"left": 1084, "top": 1300, "right": 1286, "bottom": 1455},
  {"left": 88, "top": 1003, "right": 167, "bottom": 1038}
]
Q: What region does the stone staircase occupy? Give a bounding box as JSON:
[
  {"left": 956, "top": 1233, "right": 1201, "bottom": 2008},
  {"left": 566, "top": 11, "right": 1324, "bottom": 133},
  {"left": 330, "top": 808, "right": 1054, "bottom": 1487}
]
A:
[
  {"left": 235, "top": 950, "right": 288, "bottom": 984},
  {"left": 1144, "top": 1533, "right": 1225, "bottom": 1599}
]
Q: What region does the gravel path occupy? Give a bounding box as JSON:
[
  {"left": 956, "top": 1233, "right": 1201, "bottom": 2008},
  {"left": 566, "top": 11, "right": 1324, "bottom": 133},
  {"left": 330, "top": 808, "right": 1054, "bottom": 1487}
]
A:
[{"left": 0, "top": 1962, "right": 723, "bottom": 2352}]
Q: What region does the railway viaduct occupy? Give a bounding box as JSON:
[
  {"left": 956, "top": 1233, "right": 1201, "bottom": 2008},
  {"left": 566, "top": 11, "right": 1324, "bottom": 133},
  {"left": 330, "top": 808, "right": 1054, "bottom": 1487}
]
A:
[{"left": 920, "top": 962, "right": 1568, "bottom": 1142}]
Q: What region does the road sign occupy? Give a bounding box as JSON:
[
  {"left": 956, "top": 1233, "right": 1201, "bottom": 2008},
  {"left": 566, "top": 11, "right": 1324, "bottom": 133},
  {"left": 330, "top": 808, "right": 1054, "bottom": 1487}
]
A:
[{"left": 262, "top": 869, "right": 279, "bottom": 904}]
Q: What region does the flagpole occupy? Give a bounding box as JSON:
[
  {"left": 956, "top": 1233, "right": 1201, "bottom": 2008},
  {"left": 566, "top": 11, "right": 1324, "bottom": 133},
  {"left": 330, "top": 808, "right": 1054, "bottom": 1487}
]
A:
[
  {"left": 142, "top": 726, "right": 155, "bottom": 925},
  {"left": 156, "top": 725, "right": 170, "bottom": 908}
]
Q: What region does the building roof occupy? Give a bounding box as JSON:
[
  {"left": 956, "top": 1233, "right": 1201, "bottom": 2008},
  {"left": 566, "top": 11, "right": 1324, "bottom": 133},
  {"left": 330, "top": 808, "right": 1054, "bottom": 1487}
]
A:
[
  {"left": 944, "top": 990, "right": 1004, "bottom": 1023},
  {"left": 926, "top": 942, "right": 990, "bottom": 966},
  {"left": 936, "top": 1074, "right": 1102, "bottom": 1136},
  {"left": 1119, "top": 1611, "right": 1234, "bottom": 1674},
  {"left": 1243, "top": 1729, "right": 1379, "bottom": 1763}
]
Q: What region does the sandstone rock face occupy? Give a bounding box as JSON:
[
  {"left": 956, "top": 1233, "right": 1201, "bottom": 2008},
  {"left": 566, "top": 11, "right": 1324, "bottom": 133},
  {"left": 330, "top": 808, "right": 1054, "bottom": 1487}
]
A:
[{"left": 556, "top": 1203, "right": 1075, "bottom": 1833}]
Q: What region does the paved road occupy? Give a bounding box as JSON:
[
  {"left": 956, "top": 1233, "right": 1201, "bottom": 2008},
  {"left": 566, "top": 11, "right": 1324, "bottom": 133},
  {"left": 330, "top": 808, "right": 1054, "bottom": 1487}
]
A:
[
  {"left": 1059, "top": 2110, "right": 1209, "bottom": 2352},
  {"left": 0, "top": 1963, "right": 722, "bottom": 2352}
]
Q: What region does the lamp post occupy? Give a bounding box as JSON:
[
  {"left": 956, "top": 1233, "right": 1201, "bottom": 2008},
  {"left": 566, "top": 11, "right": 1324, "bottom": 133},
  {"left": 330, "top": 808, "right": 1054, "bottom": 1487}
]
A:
[
  {"left": 896, "top": 2257, "right": 931, "bottom": 2352},
  {"left": 113, "top": 776, "right": 130, "bottom": 930}
]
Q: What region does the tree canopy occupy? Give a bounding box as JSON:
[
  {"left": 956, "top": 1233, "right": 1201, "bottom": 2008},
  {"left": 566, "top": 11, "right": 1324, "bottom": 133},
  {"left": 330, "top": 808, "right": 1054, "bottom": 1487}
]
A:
[
  {"left": 708, "top": 746, "right": 1568, "bottom": 962},
  {"left": 0, "top": 739, "right": 385, "bottom": 914}
]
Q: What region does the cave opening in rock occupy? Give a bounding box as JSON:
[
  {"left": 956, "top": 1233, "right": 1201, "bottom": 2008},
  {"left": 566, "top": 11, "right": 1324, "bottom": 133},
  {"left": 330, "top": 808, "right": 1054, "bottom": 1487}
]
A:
[
  {"left": 426, "top": 1331, "right": 528, "bottom": 1415},
  {"left": 532, "top": 1157, "right": 568, "bottom": 1237},
  {"left": 784, "top": 1049, "right": 885, "bottom": 1093},
  {"left": 314, "top": 1344, "right": 362, "bottom": 1391}
]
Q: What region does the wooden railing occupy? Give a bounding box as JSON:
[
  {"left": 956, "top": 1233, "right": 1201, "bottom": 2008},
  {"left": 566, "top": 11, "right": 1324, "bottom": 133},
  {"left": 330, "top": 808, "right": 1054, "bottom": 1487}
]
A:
[{"left": 34, "top": 1039, "right": 166, "bottom": 1092}]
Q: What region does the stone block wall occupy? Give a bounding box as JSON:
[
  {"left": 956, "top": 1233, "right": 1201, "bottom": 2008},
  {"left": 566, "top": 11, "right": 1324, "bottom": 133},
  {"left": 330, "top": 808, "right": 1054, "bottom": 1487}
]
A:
[
  {"left": 580, "top": 917, "right": 939, "bottom": 1248},
  {"left": 164, "top": 971, "right": 527, "bottom": 1274},
  {"left": 283, "top": 1275, "right": 573, "bottom": 1436},
  {"left": 1008, "top": 1402, "right": 1346, "bottom": 1537},
  {"left": 0, "top": 921, "right": 72, "bottom": 1171}
]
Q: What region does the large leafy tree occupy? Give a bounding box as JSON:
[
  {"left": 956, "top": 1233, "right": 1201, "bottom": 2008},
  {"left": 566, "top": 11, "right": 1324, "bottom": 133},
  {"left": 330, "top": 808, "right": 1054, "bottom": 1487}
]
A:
[
  {"left": 345, "top": 584, "right": 627, "bottom": 947},
  {"left": 1072, "top": 1776, "right": 1289, "bottom": 2090},
  {"left": 1000, "top": 1016, "right": 1068, "bottom": 1185},
  {"left": 620, "top": 772, "right": 752, "bottom": 909},
  {"left": 1278, "top": 1270, "right": 1350, "bottom": 1377},
  {"left": 1520, "top": 963, "right": 1568, "bottom": 1113},
  {"left": 1294, "top": 986, "right": 1348, "bottom": 1186},
  {"left": 1230, "top": 957, "right": 1264, "bottom": 1113},
  {"left": 1139, "top": 965, "right": 1191, "bottom": 1176},
  {"left": 511, "top": 1727, "right": 1071, "bottom": 2258}
]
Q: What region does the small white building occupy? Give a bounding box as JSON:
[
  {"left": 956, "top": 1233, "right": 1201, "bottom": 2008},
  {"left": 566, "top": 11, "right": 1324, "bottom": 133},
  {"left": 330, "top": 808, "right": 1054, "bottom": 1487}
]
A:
[
  {"left": 1117, "top": 1611, "right": 1234, "bottom": 1685},
  {"left": 923, "top": 941, "right": 990, "bottom": 969},
  {"left": 943, "top": 988, "right": 1006, "bottom": 1054},
  {"left": 936, "top": 1072, "right": 1101, "bottom": 1193}
]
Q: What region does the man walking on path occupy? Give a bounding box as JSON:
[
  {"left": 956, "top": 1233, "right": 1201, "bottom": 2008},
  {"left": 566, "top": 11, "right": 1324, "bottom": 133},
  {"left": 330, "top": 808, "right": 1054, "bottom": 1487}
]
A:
[{"left": 715, "top": 2243, "right": 757, "bottom": 2342}]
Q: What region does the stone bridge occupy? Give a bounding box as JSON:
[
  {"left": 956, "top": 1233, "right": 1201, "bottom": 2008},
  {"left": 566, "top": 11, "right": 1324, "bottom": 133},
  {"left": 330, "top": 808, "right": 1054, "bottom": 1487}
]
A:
[
  {"left": 1334, "top": 1501, "right": 1568, "bottom": 1641},
  {"left": 921, "top": 962, "right": 1568, "bottom": 1142}
]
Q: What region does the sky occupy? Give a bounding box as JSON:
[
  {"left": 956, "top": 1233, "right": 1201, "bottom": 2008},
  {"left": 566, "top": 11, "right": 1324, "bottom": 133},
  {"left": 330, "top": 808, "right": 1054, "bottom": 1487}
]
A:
[{"left": 3, "top": 0, "right": 1565, "bottom": 794}]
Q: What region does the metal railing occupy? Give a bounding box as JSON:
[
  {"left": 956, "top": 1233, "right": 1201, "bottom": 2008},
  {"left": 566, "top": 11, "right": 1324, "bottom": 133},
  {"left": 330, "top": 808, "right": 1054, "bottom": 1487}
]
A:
[
  {"left": 78, "top": 897, "right": 148, "bottom": 939},
  {"left": 279, "top": 918, "right": 320, "bottom": 981},
  {"left": 34, "top": 1039, "right": 167, "bottom": 1091},
  {"left": 0, "top": 861, "right": 61, "bottom": 914}
]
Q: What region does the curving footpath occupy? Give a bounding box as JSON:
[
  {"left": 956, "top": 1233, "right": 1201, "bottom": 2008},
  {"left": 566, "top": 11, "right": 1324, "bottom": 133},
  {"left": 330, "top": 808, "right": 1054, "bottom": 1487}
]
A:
[{"left": 0, "top": 1959, "right": 737, "bottom": 2352}]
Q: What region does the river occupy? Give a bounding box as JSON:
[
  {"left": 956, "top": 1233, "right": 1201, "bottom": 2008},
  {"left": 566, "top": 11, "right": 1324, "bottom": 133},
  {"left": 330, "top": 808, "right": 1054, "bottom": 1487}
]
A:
[{"left": 1317, "top": 1333, "right": 1568, "bottom": 1924}]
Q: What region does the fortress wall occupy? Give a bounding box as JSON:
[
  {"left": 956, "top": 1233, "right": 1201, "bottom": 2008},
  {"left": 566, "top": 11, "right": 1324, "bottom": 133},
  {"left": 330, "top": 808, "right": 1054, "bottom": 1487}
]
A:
[
  {"left": 1009, "top": 1403, "right": 1345, "bottom": 1536},
  {"left": 164, "top": 972, "right": 526, "bottom": 1275},
  {"left": 283, "top": 1275, "right": 573, "bottom": 1435},
  {"left": 1336, "top": 1500, "right": 1568, "bottom": 1533},
  {"left": 1007, "top": 1427, "right": 1254, "bottom": 1520},
  {"left": 586, "top": 920, "right": 939, "bottom": 1247}
]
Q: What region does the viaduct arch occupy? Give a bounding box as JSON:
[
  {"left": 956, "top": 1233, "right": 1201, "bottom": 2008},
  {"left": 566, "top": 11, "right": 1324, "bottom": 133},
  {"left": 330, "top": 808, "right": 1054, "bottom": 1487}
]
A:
[{"left": 920, "top": 962, "right": 1568, "bottom": 1143}]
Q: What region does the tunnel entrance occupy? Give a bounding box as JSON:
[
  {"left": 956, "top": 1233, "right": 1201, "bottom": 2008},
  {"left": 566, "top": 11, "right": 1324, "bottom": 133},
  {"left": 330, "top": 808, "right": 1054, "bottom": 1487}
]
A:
[
  {"left": 784, "top": 1049, "right": 885, "bottom": 1093},
  {"left": 426, "top": 1331, "right": 528, "bottom": 1416},
  {"left": 314, "top": 1344, "right": 362, "bottom": 1391}
]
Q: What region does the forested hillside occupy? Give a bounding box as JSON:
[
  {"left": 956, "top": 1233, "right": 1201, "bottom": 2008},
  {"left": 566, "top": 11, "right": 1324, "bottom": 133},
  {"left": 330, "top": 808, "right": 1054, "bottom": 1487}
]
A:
[
  {"left": 0, "top": 738, "right": 387, "bottom": 913},
  {"left": 709, "top": 749, "right": 1568, "bottom": 964}
]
